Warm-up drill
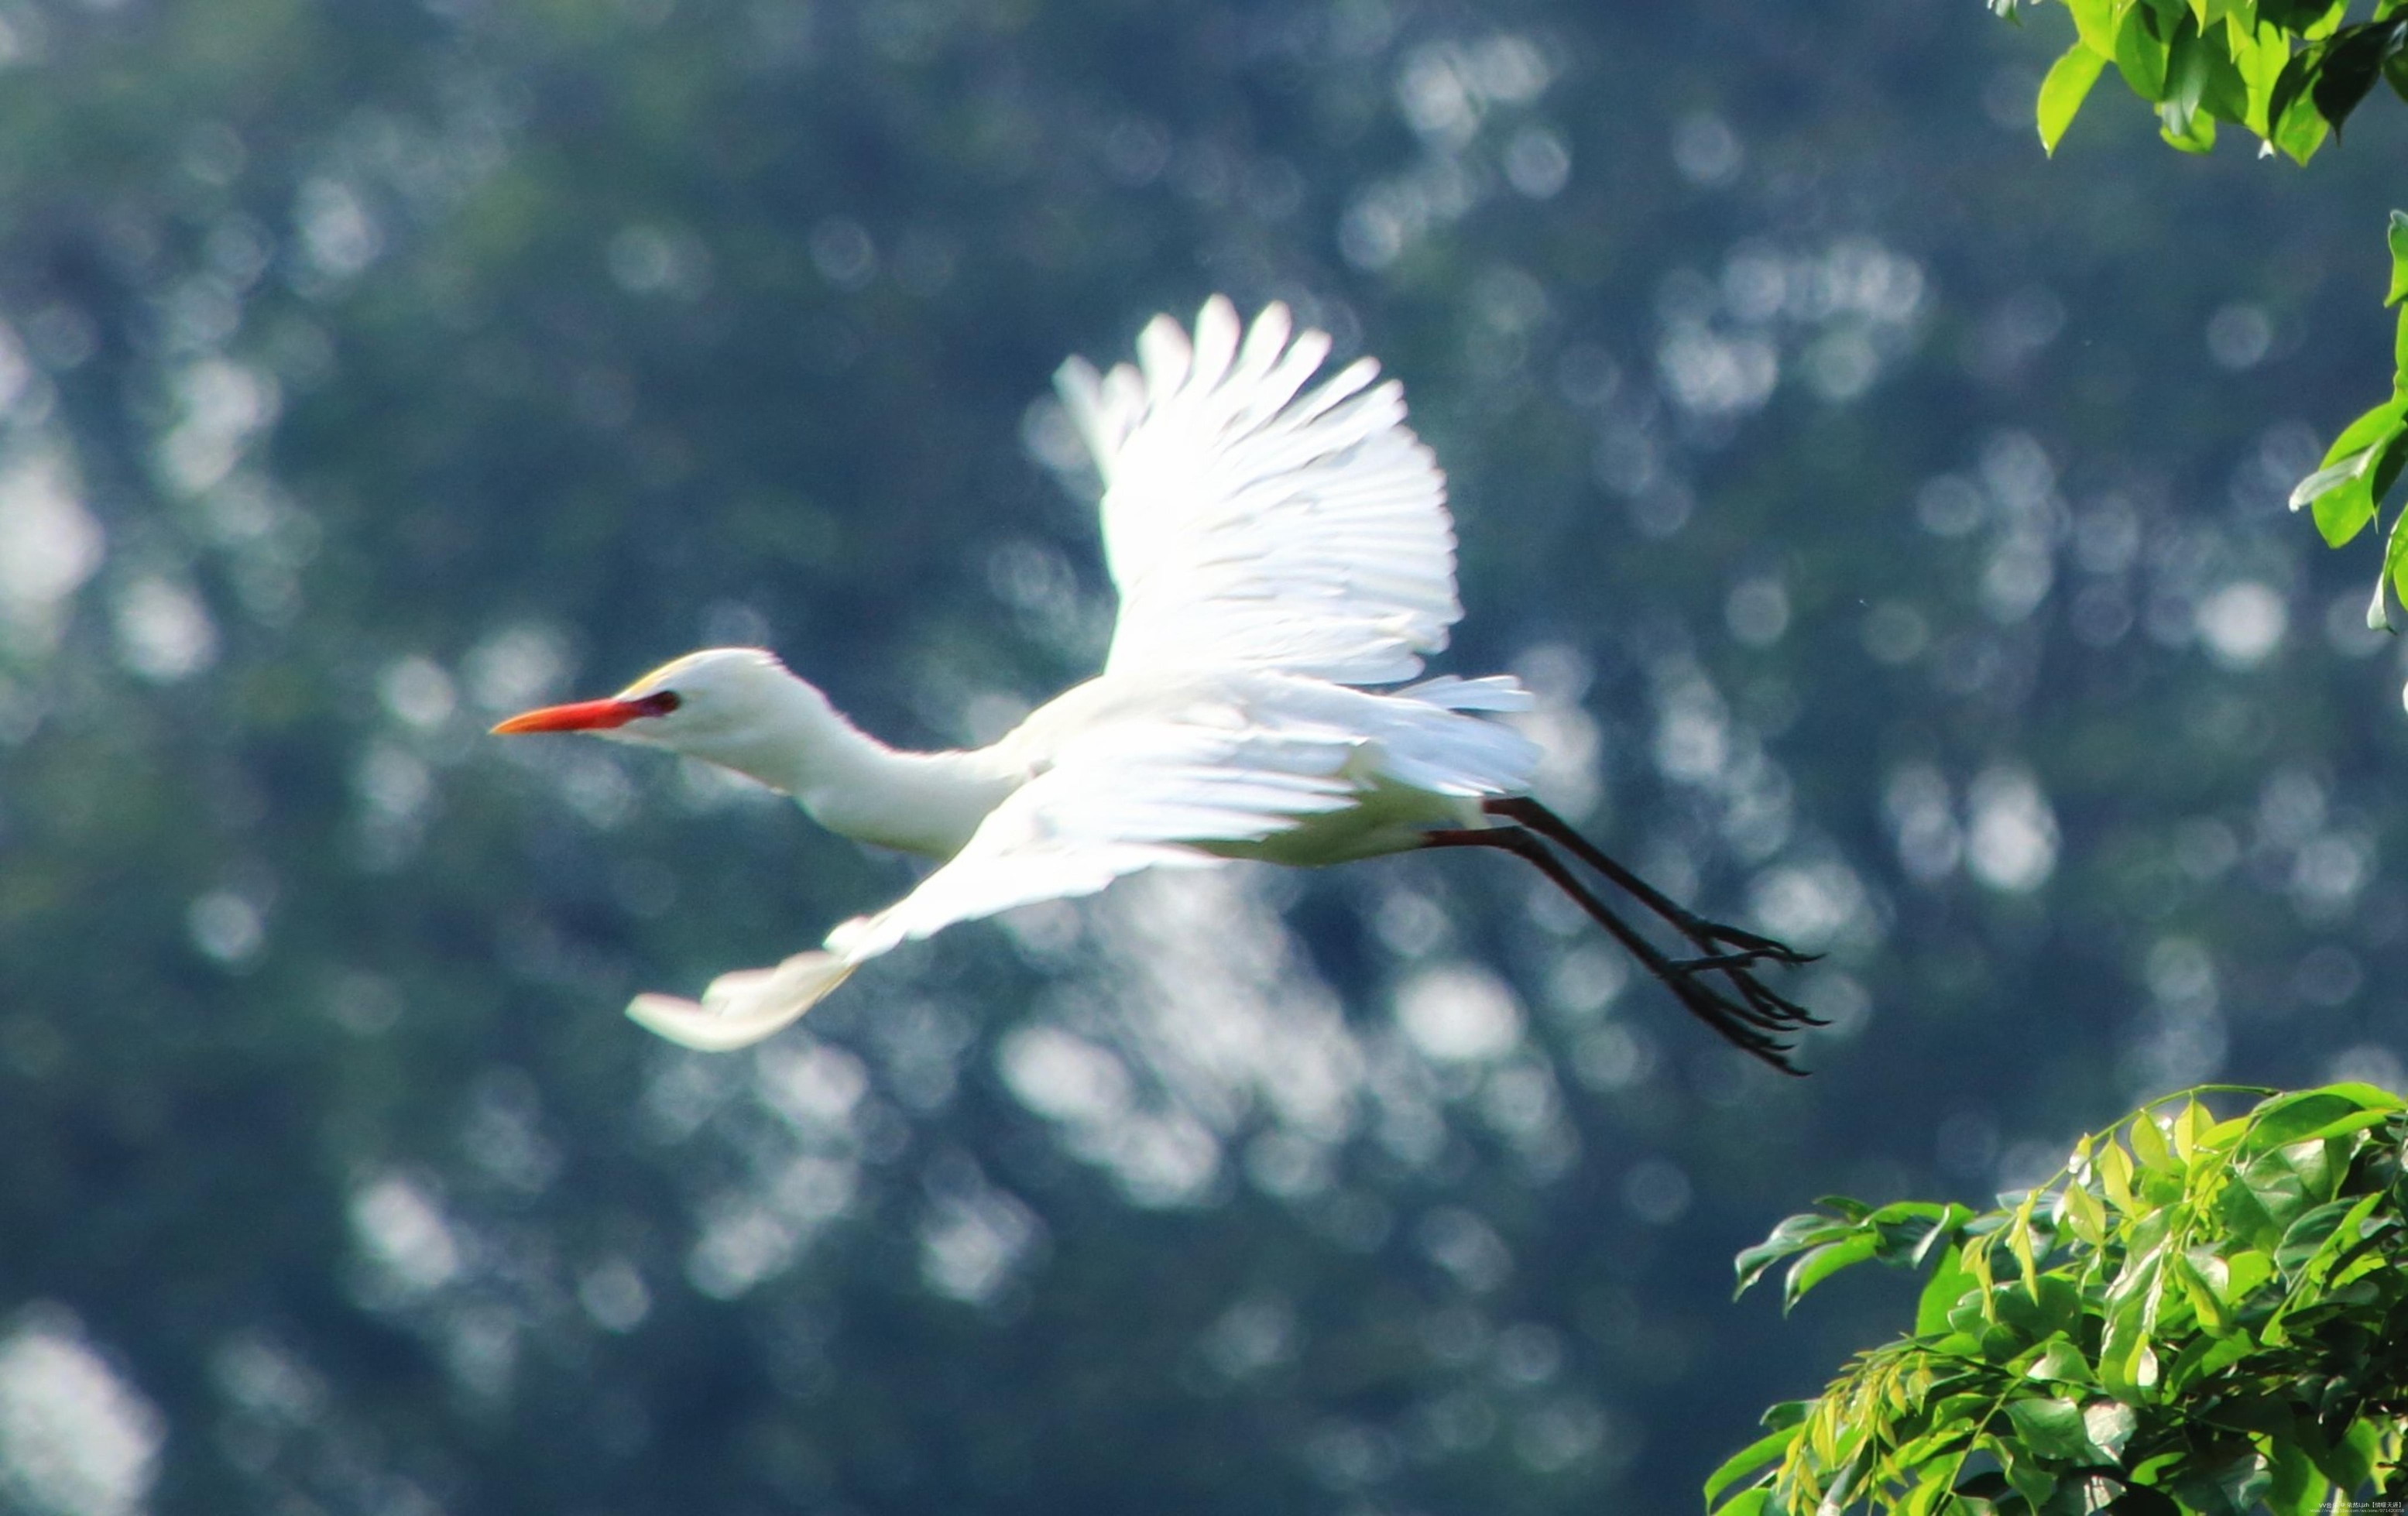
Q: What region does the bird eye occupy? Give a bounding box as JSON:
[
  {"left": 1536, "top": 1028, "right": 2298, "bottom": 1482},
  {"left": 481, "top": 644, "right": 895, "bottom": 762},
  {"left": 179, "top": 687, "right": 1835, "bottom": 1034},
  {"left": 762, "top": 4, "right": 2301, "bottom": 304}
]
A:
[{"left": 637, "top": 690, "right": 682, "bottom": 716}]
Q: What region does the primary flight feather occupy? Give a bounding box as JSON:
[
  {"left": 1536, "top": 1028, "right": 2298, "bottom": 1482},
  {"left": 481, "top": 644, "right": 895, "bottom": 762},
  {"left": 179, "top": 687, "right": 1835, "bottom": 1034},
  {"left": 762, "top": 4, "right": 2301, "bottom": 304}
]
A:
[{"left": 496, "top": 297, "right": 1820, "bottom": 1066}]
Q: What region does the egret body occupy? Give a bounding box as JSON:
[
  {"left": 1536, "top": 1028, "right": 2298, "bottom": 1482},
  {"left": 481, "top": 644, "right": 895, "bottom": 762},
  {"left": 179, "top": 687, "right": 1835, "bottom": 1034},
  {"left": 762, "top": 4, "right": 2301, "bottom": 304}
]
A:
[{"left": 498, "top": 298, "right": 1817, "bottom": 1065}]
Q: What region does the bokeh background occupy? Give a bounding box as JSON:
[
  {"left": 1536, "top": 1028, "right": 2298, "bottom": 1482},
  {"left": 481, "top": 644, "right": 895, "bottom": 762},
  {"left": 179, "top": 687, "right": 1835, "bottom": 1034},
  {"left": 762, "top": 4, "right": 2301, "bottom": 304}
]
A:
[{"left": 5, "top": 1, "right": 2408, "bottom": 1511}]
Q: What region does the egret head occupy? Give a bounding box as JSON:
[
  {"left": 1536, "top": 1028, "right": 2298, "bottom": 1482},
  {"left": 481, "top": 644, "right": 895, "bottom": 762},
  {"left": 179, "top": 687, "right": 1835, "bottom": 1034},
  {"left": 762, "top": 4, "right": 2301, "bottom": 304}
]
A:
[{"left": 492, "top": 647, "right": 808, "bottom": 764}]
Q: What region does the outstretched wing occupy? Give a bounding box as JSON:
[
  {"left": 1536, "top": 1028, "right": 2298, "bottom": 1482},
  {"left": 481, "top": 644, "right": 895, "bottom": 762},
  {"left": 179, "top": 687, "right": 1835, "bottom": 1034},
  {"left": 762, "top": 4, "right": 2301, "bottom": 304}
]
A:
[
  {"left": 825, "top": 713, "right": 1361, "bottom": 959},
  {"left": 1055, "top": 296, "right": 1460, "bottom": 688},
  {"left": 623, "top": 706, "right": 1364, "bottom": 1051}
]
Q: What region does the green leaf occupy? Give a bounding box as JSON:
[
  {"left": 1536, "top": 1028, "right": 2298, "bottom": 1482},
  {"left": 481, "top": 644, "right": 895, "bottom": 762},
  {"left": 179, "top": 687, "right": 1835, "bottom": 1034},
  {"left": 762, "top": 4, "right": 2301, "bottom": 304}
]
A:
[
  {"left": 1916, "top": 1244, "right": 1978, "bottom": 1337},
  {"left": 2061, "top": 1180, "right": 2108, "bottom": 1247},
  {"left": 2007, "top": 1206, "right": 2040, "bottom": 1295},
  {"left": 2273, "top": 1190, "right": 2380, "bottom": 1282},
  {"left": 2293, "top": 399, "right": 2408, "bottom": 546},
  {"left": 2041, "top": 43, "right": 2110, "bottom": 153},
  {"left": 2273, "top": 1198, "right": 2355, "bottom": 1276},
  {"left": 2240, "top": 1087, "right": 2399, "bottom": 1154},
  {"left": 2267, "top": 41, "right": 2320, "bottom": 129},
  {"left": 2266, "top": 1436, "right": 2331, "bottom": 1516},
  {"left": 2098, "top": 1140, "right": 2137, "bottom": 1212},
  {"left": 2164, "top": 101, "right": 2221, "bottom": 149},
  {"left": 1909, "top": 1204, "right": 1975, "bottom": 1265},
  {"left": 2068, "top": 0, "right": 2122, "bottom": 53},
  {"left": 2389, "top": 209, "right": 2408, "bottom": 307},
  {"left": 1784, "top": 1235, "right": 1880, "bottom": 1311},
  {"left": 1997, "top": 1274, "right": 2083, "bottom": 1343},
  {"left": 2332, "top": 1415, "right": 2386, "bottom": 1490},
  {"left": 2235, "top": 18, "right": 2297, "bottom": 132},
  {"left": 2377, "top": 514, "right": 2408, "bottom": 632},
  {"left": 2026, "top": 1336, "right": 2095, "bottom": 1386},
  {"left": 2117, "top": 1, "right": 2173, "bottom": 98},
  {"left": 2312, "top": 19, "right": 2407, "bottom": 133},
  {"left": 2005, "top": 1395, "right": 2101, "bottom": 1463},
  {"left": 1734, "top": 1210, "right": 1854, "bottom": 1296},
  {"left": 2101, "top": 1240, "right": 2170, "bottom": 1398},
  {"left": 1899, "top": 1464, "right": 1957, "bottom": 1516},
  {"left": 2128, "top": 1111, "right": 2174, "bottom": 1171},
  {"left": 2218, "top": 1178, "right": 2285, "bottom": 1251},
  {"left": 2160, "top": 14, "right": 2213, "bottom": 139},
  {"left": 2166, "top": 1447, "right": 2274, "bottom": 1514},
  {"left": 1866, "top": 1199, "right": 1974, "bottom": 1264},
  {"left": 1991, "top": 1431, "right": 2060, "bottom": 1509},
  {"left": 2260, "top": 0, "right": 2344, "bottom": 25},
  {"left": 2221, "top": 1247, "right": 2273, "bottom": 1303},
  {"left": 2084, "top": 1399, "right": 2139, "bottom": 1461},
  {"left": 2197, "top": 23, "right": 2254, "bottom": 118},
  {"left": 2321, "top": 400, "right": 2408, "bottom": 471},
  {"left": 2173, "top": 1250, "right": 2232, "bottom": 1333},
  {"left": 2270, "top": 63, "right": 2334, "bottom": 158},
  {"left": 2283, "top": 1133, "right": 2339, "bottom": 1202},
  {"left": 2292, "top": 448, "right": 2379, "bottom": 544},
  {"left": 1956, "top": 1469, "right": 2012, "bottom": 1503},
  {"left": 2162, "top": 1322, "right": 2255, "bottom": 1391},
  {"left": 1703, "top": 1420, "right": 1800, "bottom": 1510},
  {"left": 2371, "top": 420, "right": 2408, "bottom": 507}
]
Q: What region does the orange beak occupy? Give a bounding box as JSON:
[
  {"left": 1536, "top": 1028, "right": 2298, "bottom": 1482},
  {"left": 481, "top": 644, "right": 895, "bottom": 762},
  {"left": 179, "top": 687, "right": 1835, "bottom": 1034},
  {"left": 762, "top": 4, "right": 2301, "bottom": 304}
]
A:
[{"left": 491, "top": 697, "right": 656, "bottom": 736}]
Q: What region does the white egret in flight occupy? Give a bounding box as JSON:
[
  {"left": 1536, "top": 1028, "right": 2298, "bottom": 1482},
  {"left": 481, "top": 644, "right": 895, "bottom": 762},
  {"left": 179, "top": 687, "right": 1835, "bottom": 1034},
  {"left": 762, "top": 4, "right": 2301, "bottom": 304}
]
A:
[{"left": 497, "top": 297, "right": 1819, "bottom": 1067}]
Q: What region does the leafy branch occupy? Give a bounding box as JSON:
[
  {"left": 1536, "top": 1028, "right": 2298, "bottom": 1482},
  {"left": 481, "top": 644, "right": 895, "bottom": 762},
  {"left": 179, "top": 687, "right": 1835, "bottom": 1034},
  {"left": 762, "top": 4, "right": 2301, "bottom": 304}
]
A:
[
  {"left": 1709, "top": 1082, "right": 2408, "bottom": 1514},
  {"left": 2290, "top": 214, "right": 2408, "bottom": 633},
  {"left": 1991, "top": 1, "right": 2408, "bottom": 640},
  {"left": 1991, "top": 0, "right": 2408, "bottom": 159}
]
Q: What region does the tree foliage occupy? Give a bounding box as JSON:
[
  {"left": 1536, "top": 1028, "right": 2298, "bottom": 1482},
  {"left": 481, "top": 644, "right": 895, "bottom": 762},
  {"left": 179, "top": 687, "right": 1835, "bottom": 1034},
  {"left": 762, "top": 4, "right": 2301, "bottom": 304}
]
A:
[
  {"left": 1991, "top": 0, "right": 2408, "bottom": 160},
  {"left": 1710, "top": 1083, "right": 2408, "bottom": 1514},
  {"left": 2289, "top": 213, "right": 2408, "bottom": 634},
  {"left": 1995, "top": 0, "right": 2408, "bottom": 653}
]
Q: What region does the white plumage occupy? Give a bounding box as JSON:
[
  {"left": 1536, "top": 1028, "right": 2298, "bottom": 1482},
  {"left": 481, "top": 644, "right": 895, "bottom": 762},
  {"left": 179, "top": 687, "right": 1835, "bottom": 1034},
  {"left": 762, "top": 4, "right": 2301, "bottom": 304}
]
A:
[
  {"left": 498, "top": 297, "right": 1818, "bottom": 1067},
  {"left": 1060, "top": 297, "right": 1460, "bottom": 686}
]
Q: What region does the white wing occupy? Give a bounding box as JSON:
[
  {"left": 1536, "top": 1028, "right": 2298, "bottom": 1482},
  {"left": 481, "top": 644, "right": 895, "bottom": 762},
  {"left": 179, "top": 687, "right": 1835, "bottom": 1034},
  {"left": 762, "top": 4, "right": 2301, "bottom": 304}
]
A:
[
  {"left": 622, "top": 703, "right": 1364, "bottom": 1051},
  {"left": 825, "top": 714, "right": 1361, "bottom": 959},
  {"left": 1055, "top": 296, "right": 1460, "bottom": 688}
]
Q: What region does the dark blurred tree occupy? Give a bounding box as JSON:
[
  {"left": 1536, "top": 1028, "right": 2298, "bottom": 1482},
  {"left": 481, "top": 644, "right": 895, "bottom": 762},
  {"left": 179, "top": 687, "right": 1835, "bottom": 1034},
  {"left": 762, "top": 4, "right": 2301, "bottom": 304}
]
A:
[{"left": 3, "top": 1, "right": 2408, "bottom": 1514}]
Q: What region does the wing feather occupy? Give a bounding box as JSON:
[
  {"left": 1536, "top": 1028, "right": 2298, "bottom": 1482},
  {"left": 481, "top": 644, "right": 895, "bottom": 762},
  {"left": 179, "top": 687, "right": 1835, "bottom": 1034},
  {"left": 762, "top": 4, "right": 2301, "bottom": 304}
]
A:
[
  {"left": 1058, "top": 297, "right": 1460, "bottom": 687},
  {"left": 825, "top": 711, "right": 1360, "bottom": 960},
  {"left": 618, "top": 702, "right": 1371, "bottom": 1050}
]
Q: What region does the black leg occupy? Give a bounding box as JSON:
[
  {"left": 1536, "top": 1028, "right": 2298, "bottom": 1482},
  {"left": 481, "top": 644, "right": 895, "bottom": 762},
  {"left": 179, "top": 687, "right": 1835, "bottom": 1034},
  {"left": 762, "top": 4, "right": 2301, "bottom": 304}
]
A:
[
  {"left": 1422, "top": 825, "right": 1811, "bottom": 1073},
  {"left": 1480, "top": 797, "right": 1826, "bottom": 1041},
  {"left": 1484, "top": 797, "right": 1818, "bottom": 967}
]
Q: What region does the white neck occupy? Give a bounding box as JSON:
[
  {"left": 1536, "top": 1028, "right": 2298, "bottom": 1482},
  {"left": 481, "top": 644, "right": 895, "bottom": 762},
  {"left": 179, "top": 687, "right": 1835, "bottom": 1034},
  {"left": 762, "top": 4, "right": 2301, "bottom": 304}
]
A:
[{"left": 681, "top": 675, "right": 1016, "bottom": 859}]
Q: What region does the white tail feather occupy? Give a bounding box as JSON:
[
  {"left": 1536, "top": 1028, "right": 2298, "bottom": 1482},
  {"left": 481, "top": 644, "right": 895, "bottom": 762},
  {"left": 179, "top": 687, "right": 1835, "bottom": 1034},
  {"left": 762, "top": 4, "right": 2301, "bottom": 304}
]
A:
[{"left": 626, "top": 949, "right": 858, "bottom": 1051}]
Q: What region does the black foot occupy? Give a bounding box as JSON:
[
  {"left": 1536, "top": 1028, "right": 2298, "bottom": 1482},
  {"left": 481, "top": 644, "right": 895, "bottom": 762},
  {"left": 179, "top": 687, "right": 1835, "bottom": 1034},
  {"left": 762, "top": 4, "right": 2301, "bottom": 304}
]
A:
[
  {"left": 1655, "top": 969, "right": 1817, "bottom": 1076},
  {"left": 1686, "top": 919, "right": 1822, "bottom": 969},
  {"left": 1610, "top": 911, "right": 1830, "bottom": 1072},
  {"left": 1666, "top": 942, "right": 1815, "bottom": 977},
  {"left": 1425, "top": 812, "right": 1827, "bottom": 1073}
]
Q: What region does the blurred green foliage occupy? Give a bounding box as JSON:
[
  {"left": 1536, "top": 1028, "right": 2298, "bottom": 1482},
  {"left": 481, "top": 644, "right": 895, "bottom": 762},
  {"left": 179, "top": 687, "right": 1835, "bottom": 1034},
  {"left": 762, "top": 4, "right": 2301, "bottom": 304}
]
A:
[{"left": 1717, "top": 1082, "right": 2408, "bottom": 1514}]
